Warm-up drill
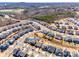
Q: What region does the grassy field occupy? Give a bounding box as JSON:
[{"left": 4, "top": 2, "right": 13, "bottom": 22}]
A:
[
  {"left": 33, "top": 11, "right": 76, "bottom": 23},
  {"left": 0, "top": 10, "right": 15, "bottom": 14},
  {"left": 0, "top": 9, "right": 24, "bottom": 14}
]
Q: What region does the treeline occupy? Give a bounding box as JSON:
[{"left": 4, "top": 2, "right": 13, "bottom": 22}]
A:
[{"left": 32, "top": 11, "right": 76, "bottom": 23}]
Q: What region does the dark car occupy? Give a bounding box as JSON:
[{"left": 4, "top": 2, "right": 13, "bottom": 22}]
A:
[
  {"left": 47, "top": 33, "right": 54, "bottom": 37},
  {"left": 64, "top": 36, "right": 72, "bottom": 43},
  {"left": 24, "top": 37, "right": 40, "bottom": 45},
  {"left": 45, "top": 33, "right": 54, "bottom": 40},
  {"left": 55, "top": 48, "right": 63, "bottom": 57},
  {"left": 7, "top": 39, "right": 15, "bottom": 45},
  {"left": 55, "top": 34, "right": 62, "bottom": 40},
  {"left": 26, "top": 28, "right": 33, "bottom": 33},
  {"left": 66, "top": 30, "right": 74, "bottom": 35},
  {"left": 63, "top": 50, "right": 71, "bottom": 57},
  {"left": 13, "top": 49, "right": 28, "bottom": 57},
  {"left": 13, "top": 48, "right": 20, "bottom": 57},
  {"left": 68, "top": 26, "right": 73, "bottom": 29},
  {"left": 0, "top": 44, "right": 9, "bottom": 52},
  {"left": 45, "top": 35, "right": 52, "bottom": 40},
  {"left": 73, "top": 38, "right": 79, "bottom": 44},
  {"left": 46, "top": 46, "right": 56, "bottom": 53},
  {"left": 41, "top": 44, "right": 48, "bottom": 51},
  {"left": 57, "top": 29, "right": 65, "bottom": 33},
  {"left": 41, "top": 30, "right": 49, "bottom": 35},
  {"left": 29, "top": 40, "right": 36, "bottom": 46},
  {"left": 28, "top": 21, "right": 33, "bottom": 24},
  {"left": 74, "top": 26, "right": 78, "bottom": 30},
  {"left": 13, "top": 34, "right": 20, "bottom": 40},
  {"left": 48, "top": 26, "right": 53, "bottom": 30},
  {"left": 17, "top": 50, "right": 26, "bottom": 57},
  {"left": 35, "top": 43, "right": 42, "bottom": 48},
  {"left": 42, "top": 44, "right": 56, "bottom": 53}
]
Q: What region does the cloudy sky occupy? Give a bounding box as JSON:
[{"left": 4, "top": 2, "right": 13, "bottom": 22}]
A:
[{"left": 0, "top": 0, "right": 79, "bottom": 2}]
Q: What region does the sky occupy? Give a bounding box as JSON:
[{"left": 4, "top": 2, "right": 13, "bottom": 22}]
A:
[{"left": 0, "top": 0, "right": 79, "bottom": 2}]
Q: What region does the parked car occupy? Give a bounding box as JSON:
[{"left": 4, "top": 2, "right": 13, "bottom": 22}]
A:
[
  {"left": 52, "top": 27, "right": 57, "bottom": 31},
  {"left": 66, "top": 30, "right": 74, "bottom": 35},
  {"left": 28, "top": 21, "right": 33, "bottom": 24},
  {"left": 73, "top": 38, "right": 79, "bottom": 44},
  {"left": 0, "top": 44, "right": 9, "bottom": 52},
  {"left": 76, "top": 22, "right": 79, "bottom": 26},
  {"left": 41, "top": 44, "right": 49, "bottom": 51},
  {"left": 7, "top": 39, "right": 15, "bottom": 45},
  {"left": 13, "top": 34, "right": 20, "bottom": 40},
  {"left": 24, "top": 37, "right": 40, "bottom": 45},
  {"left": 0, "top": 33, "right": 7, "bottom": 39},
  {"left": 17, "top": 50, "right": 26, "bottom": 57},
  {"left": 29, "top": 40, "right": 36, "bottom": 46},
  {"left": 45, "top": 35, "right": 53, "bottom": 40},
  {"left": 68, "top": 26, "right": 73, "bottom": 29},
  {"left": 65, "top": 22, "right": 69, "bottom": 25},
  {"left": 57, "top": 29, "right": 65, "bottom": 33},
  {"left": 32, "top": 24, "right": 41, "bottom": 30},
  {"left": 46, "top": 45, "right": 56, "bottom": 53},
  {"left": 13, "top": 48, "right": 29, "bottom": 57},
  {"left": 74, "top": 26, "right": 78, "bottom": 30},
  {"left": 64, "top": 36, "right": 72, "bottom": 43},
  {"left": 13, "top": 48, "right": 20, "bottom": 57},
  {"left": 35, "top": 43, "right": 42, "bottom": 48},
  {"left": 63, "top": 50, "right": 71, "bottom": 57},
  {"left": 71, "top": 52, "right": 79, "bottom": 57},
  {"left": 47, "top": 33, "right": 54, "bottom": 37},
  {"left": 75, "top": 31, "right": 79, "bottom": 35},
  {"left": 55, "top": 48, "right": 63, "bottom": 57},
  {"left": 41, "top": 30, "right": 49, "bottom": 35},
  {"left": 55, "top": 34, "right": 62, "bottom": 40},
  {"left": 45, "top": 33, "right": 54, "bottom": 40}
]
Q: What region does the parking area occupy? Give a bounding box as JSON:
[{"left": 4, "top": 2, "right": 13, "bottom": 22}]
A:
[{"left": 0, "top": 18, "right": 79, "bottom": 57}]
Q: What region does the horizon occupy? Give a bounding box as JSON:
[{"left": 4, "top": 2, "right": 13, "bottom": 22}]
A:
[
  {"left": 1, "top": 2, "right": 79, "bottom": 3},
  {"left": 0, "top": 0, "right": 79, "bottom": 3}
]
